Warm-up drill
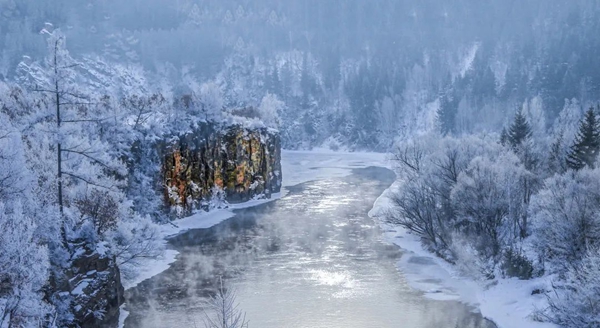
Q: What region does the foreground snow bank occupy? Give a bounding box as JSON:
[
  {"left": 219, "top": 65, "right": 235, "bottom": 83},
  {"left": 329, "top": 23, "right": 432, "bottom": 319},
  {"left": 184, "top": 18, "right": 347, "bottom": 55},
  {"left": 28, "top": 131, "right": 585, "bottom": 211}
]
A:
[{"left": 369, "top": 181, "right": 557, "bottom": 328}]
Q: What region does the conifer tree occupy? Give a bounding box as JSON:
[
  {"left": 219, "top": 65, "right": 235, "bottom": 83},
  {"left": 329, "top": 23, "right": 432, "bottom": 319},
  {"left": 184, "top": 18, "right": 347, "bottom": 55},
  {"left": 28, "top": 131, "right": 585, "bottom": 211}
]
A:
[
  {"left": 507, "top": 111, "right": 532, "bottom": 149},
  {"left": 566, "top": 107, "right": 600, "bottom": 170},
  {"left": 438, "top": 95, "right": 458, "bottom": 136},
  {"left": 500, "top": 127, "right": 509, "bottom": 146}
]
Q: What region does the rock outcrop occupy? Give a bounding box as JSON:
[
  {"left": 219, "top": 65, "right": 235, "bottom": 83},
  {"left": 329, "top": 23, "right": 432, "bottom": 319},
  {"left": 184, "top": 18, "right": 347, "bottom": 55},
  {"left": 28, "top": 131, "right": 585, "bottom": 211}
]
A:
[
  {"left": 161, "top": 123, "right": 282, "bottom": 214},
  {"left": 53, "top": 241, "right": 123, "bottom": 328}
]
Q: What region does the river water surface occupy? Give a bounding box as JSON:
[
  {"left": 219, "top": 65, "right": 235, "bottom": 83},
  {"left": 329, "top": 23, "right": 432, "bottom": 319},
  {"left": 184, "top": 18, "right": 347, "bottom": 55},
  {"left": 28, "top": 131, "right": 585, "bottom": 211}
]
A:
[{"left": 124, "top": 167, "right": 494, "bottom": 328}]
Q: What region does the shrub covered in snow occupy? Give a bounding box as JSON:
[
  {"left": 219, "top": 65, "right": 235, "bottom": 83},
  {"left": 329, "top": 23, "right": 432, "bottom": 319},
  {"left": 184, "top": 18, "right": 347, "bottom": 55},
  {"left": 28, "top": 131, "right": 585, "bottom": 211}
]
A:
[
  {"left": 0, "top": 202, "right": 51, "bottom": 327},
  {"left": 543, "top": 248, "right": 600, "bottom": 327},
  {"left": 530, "top": 169, "right": 600, "bottom": 274},
  {"left": 257, "top": 93, "right": 283, "bottom": 128}
]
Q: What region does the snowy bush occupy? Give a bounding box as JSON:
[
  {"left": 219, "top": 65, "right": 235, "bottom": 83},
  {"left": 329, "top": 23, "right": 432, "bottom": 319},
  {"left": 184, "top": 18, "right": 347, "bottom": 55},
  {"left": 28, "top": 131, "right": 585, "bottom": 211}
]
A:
[
  {"left": 0, "top": 202, "right": 51, "bottom": 328},
  {"left": 542, "top": 248, "right": 600, "bottom": 328},
  {"left": 500, "top": 248, "right": 534, "bottom": 280},
  {"left": 107, "top": 215, "right": 163, "bottom": 280},
  {"left": 389, "top": 133, "right": 540, "bottom": 278},
  {"left": 529, "top": 169, "right": 600, "bottom": 274},
  {"left": 74, "top": 190, "right": 120, "bottom": 235},
  {"left": 257, "top": 93, "right": 284, "bottom": 128},
  {"left": 387, "top": 173, "right": 452, "bottom": 252},
  {"left": 451, "top": 152, "right": 530, "bottom": 261},
  {"left": 389, "top": 134, "right": 528, "bottom": 260},
  {"left": 450, "top": 233, "right": 496, "bottom": 280}
]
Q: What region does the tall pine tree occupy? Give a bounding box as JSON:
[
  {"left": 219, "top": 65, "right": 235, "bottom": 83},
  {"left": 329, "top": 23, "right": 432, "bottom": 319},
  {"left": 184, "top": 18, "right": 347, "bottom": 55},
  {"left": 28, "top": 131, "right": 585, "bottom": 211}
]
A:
[
  {"left": 507, "top": 111, "right": 532, "bottom": 149},
  {"left": 500, "top": 127, "right": 509, "bottom": 146},
  {"left": 566, "top": 107, "right": 600, "bottom": 170}
]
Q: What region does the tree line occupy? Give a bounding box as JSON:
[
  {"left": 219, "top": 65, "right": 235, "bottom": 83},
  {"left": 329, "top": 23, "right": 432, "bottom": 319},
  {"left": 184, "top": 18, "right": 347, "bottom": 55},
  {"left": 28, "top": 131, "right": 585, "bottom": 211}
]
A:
[{"left": 388, "top": 105, "right": 600, "bottom": 327}]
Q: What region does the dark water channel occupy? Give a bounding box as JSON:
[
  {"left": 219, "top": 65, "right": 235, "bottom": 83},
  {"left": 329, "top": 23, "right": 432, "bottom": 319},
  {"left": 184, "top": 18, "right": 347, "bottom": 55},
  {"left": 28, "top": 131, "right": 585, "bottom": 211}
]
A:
[{"left": 124, "top": 167, "right": 495, "bottom": 328}]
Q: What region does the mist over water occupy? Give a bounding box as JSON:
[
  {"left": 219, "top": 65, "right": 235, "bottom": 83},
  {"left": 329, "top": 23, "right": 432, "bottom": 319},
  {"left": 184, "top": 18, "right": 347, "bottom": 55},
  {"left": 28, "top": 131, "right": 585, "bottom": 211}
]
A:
[
  {"left": 124, "top": 167, "right": 495, "bottom": 328},
  {"left": 2, "top": 1, "right": 598, "bottom": 327}
]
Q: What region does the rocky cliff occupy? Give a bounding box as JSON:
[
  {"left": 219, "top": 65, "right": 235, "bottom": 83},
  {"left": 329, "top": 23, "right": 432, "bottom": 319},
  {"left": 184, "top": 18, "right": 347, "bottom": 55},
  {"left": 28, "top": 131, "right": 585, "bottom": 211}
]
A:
[
  {"left": 161, "top": 123, "right": 282, "bottom": 214},
  {"left": 52, "top": 241, "right": 123, "bottom": 328}
]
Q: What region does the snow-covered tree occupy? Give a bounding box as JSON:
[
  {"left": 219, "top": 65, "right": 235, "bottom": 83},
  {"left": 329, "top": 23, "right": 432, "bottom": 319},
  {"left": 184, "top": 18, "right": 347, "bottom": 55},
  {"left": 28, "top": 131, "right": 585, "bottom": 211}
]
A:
[
  {"left": 548, "top": 99, "right": 584, "bottom": 174},
  {"left": 388, "top": 134, "right": 507, "bottom": 256},
  {"left": 507, "top": 111, "right": 532, "bottom": 150},
  {"left": 0, "top": 202, "right": 50, "bottom": 328},
  {"left": 451, "top": 151, "right": 529, "bottom": 261},
  {"left": 107, "top": 215, "right": 163, "bottom": 279},
  {"left": 21, "top": 29, "right": 126, "bottom": 222},
  {"left": 530, "top": 168, "right": 600, "bottom": 273},
  {"left": 198, "top": 81, "right": 224, "bottom": 122},
  {"left": 522, "top": 97, "right": 546, "bottom": 141},
  {"left": 543, "top": 248, "right": 600, "bottom": 327},
  {"left": 0, "top": 111, "right": 28, "bottom": 202},
  {"left": 257, "top": 93, "right": 284, "bottom": 128},
  {"left": 566, "top": 107, "right": 600, "bottom": 170},
  {"left": 10, "top": 28, "right": 164, "bottom": 323}
]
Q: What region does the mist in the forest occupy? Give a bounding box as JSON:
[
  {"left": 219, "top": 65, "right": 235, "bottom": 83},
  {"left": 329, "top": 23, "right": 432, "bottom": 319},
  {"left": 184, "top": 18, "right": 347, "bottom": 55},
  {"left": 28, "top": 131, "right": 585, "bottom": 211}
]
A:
[{"left": 2, "top": 1, "right": 600, "bottom": 149}]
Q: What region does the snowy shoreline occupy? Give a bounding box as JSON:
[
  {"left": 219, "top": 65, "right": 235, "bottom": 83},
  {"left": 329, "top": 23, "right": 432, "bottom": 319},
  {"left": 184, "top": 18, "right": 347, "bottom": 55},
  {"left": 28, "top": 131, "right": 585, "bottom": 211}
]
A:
[{"left": 369, "top": 180, "right": 558, "bottom": 328}]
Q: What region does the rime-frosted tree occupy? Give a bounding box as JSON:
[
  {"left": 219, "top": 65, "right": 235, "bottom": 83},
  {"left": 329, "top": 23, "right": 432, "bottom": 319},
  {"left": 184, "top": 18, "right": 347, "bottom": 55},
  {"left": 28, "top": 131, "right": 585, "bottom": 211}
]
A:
[
  {"left": 257, "top": 93, "right": 284, "bottom": 128},
  {"left": 197, "top": 81, "right": 224, "bottom": 122},
  {"left": 0, "top": 202, "right": 51, "bottom": 327},
  {"left": 548, "top": 131, "right": 567, "bottom": 174},
  {"left": 544, "top": 248, "right": 600, "bottom": 327},
  {"left": 25, "top": 28, "right": 124, "bottom": 217},
  {"left": 566, "top": 107, "right": 600, "bottom": 170},
  {"left": 530, "top": 168, "right": 600, "bottom": 273}
]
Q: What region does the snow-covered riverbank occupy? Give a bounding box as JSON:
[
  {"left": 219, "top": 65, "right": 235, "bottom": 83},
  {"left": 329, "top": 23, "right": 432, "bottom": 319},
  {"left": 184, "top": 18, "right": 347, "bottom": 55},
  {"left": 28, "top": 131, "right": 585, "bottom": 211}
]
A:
[{"left": 369, "top": 180, "right": 558, "bottom": 328}]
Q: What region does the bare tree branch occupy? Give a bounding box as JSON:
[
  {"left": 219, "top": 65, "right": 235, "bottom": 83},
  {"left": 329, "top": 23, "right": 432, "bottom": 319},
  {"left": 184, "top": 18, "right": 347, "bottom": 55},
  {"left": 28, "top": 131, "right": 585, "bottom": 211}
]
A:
[{"left": 61, "top": 171, "right": 115, "bottom": 190}]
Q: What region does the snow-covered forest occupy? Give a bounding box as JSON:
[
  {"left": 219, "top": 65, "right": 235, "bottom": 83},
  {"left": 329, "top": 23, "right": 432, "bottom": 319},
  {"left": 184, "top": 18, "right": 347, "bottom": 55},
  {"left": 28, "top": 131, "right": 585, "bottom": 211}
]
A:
[
  {"left": 3, "top": 1, "right": 600, "bottom": 149},
  {"left": 388, "top": 107, "right": 600, "bottom": 326},
  {"left": 1, "top": 0, "right": 600, "bottom": 327}
]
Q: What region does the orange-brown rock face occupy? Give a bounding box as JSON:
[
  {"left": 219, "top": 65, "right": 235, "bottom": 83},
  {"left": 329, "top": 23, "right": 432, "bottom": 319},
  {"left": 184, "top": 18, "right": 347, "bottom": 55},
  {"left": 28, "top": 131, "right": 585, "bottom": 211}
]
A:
[{"left": 162, "top": 124, "right": 281, "bottom": 215}]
